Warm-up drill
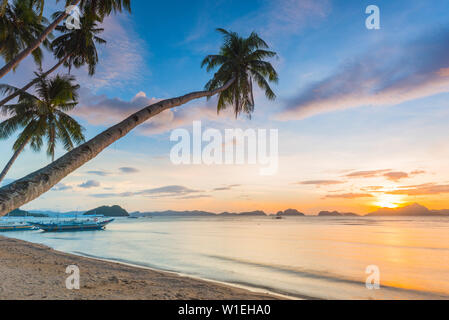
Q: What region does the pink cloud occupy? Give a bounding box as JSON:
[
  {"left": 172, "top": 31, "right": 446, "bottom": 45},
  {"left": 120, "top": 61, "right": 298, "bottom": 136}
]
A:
[
  {"left": 277, "top": 29, "right": 449, "bottom": 120},
  {"left": 75, "top": 89, "right": 160, "bottom": 125},
  {"left": 74, "top": 89, "right": 237, "bottom": 134}
]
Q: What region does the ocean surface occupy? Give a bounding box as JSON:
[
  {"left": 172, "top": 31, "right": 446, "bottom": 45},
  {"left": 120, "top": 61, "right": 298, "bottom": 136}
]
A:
[{"left": 4, "top": 216, "right": 449, "bottom": 299}]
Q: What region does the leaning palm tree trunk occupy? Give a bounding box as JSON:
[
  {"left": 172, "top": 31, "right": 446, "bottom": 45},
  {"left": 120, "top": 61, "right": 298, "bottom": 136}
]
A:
[
  {"left": 0, "top": 54, "right": 71, "bottom": 107},
  {"left": 0, "top": 0, "right": 81, "bottom": 79},
  {"left": 0, "top": 78, "right": 235, "bottom": 215},
  {"left": 0, "top": 137, "right": 30, "bottom": 184}
]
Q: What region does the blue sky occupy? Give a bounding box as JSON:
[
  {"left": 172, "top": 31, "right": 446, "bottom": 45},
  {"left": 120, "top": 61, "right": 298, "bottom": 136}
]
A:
[{"left": 2, "top": 0, "right": 449, "bottom": 214}]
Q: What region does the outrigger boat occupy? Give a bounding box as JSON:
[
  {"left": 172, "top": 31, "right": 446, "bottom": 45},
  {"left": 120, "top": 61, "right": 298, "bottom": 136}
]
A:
[
  {"left": 0, "top": 221, "right": 36, "bottom": 232},
  {"left": 29, "top": 218, "right": 114, "bottom": 232},
  {"left": 0, "top": 210, "right": 37, "bottom": 232}
]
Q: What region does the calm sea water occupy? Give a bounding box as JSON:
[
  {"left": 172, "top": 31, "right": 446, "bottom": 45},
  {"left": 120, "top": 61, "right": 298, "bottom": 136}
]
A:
[{"left": 4, "top": 216, "right": 449, "bottom": 299}]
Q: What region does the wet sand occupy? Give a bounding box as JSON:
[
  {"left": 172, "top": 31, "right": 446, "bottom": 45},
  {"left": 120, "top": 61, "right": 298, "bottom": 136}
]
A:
[{"left": 0, "top": 236, "right": 280, "bottom": 300}]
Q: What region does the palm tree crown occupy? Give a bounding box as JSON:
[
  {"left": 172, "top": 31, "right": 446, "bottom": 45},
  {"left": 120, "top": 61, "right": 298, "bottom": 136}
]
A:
[
  {"left": 0, "top": 12, "right": 106, "bottom": 108},
  {"left": 51, "top": 12, "right": 106, "bottom": 75},
  {"left": 0, "top": 0, "right": 51, "bottom": 69},
  {"left": 1, "top": 1, "right": 44, "bottom": 19},
  {"left": 0, "top": 73, "right": 85, "bottom": 161},
  {"left": 201, "top": 28, "right": 278, "bottom": 117},
  {"left": 0, "top": 0, "right": 132, "bottom": 79},
  {"left": 61, "top": 0, "right": 131, "bottom": 20}
]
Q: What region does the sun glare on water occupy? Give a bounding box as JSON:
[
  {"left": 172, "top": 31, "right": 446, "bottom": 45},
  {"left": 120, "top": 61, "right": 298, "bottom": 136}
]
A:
[{"left": 374, "top": 194, "right": 404, "bottom": 208}]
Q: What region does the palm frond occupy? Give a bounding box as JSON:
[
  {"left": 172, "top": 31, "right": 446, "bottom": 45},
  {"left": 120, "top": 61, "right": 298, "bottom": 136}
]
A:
[
  {"left": 12, "top": 120, "right": 36, "bottom": 151},
  {"left": 0, "top": 115, "right": 22, "bottom": 139}
]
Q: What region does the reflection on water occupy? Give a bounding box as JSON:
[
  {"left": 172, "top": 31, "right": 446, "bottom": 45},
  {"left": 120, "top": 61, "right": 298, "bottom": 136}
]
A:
[{"left": 5, "top": 216, "right": 449, "bottom": 299}]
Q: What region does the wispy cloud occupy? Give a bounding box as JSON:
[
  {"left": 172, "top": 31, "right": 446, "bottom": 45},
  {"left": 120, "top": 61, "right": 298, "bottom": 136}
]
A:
[
  {"left": 140, "top": 185, "right": 200, "bottom": 197},
  {"left": 261, "top": 0, "right": 331, "bottom": 37},
  {"left": 52, "top": 183, "right": 73, "bottom": 191},
  {"left": 75, "top": 90, "right": 160, "bottom": 126},
  {"left": 86, "top": 168, "right": 140, "bottom": 177},
  {"left": 300, "top": 180, "right": 344, "bottom": 186},
  {"left": 345, "top": 170, "right": 391, "bottom": 178},
  {"left": 213, "top": 184, "right": 241, "bottom": 191},
  {"left": 324, "top": 193, "right": 374, "bottom": 199},
  {"left": 78, "top": 180, "right": 101, "bottom": 189},
  {"left": 119, "top": 167, "right": 140, "bottom": 174},
  {"left": 90, "top": 185, "right": 202, "bottom": 199},
  {"left": 383, "top": 171, "right": 409, "bottom": 182},
  {"left": 138, "top": 98, "right": 237, "bottom": 135},
  {"left": 361, "top": 186, "right": 384, "bottom": 192},
  {"left": 178, "top": 194, "right": 212, "bottom": 200},
  {"left": 76, "top": 89, "right": 236, "bottom": 134},
  {"left": 77, "top": 14, "right": 149, "bottom": 91},
  {"left": 229, "top": 0, "right": 331, "bottom": 41},
  {"left": 345, "top": 169, "right": 425, "bottom": 181},
  {"left": 277, "top": 29, "right": 449, "bottom": 120},
  {"left": 182, "top": 0, "right": 330, "bottom": 52},
  {"left": 87, "top": 170, "right": 110, "bottom": 177},
  {"left": 387, "top": 183, "right": 449, "bottom": 195}
]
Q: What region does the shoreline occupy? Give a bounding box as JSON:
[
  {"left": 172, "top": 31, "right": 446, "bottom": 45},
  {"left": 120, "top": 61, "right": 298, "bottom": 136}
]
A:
[
  {"left": 0, "top": 235, "right": 287, "bottom": 300},
  {"left": 71, "top": 250, "right": 302, "bottom": 300}
]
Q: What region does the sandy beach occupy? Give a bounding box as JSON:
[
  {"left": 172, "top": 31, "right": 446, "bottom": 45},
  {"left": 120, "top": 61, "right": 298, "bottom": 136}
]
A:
[{"left": 0, "top": 236, "right": 279, "bottom": 300}]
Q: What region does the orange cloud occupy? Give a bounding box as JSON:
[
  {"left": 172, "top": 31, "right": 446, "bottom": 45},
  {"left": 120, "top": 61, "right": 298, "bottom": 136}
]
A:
[
  {"left": 387, "top": 183, "right": 449, "bottom": 195},
  {"left": 345, "top": 169, "right": 425, "bottom": 181},
  {"left": 345, "top": 169, "right": 390, "bottom": 178},
  {"left": 324, "top": 193, "right": 374, "bottom": 199},
  {"left": 300, "top": 180, "right": 345, "bottom": 186},
  {"left": 383, "top": 171, "right": 409, "bottom": 181},
  {"left": 361, "top": 186, "right": 384, "bottom": 191}
]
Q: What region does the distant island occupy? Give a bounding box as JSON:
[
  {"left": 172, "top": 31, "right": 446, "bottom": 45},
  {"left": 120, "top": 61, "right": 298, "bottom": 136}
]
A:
[
  {"left": 276, "top": 209, "right": 305, "bottom": 216},
  {"left": 6, "top": 208, "right": 48, "bottom": 218},
  {"left": 4, "top": 205, "right": 129, "bottom": 218},
  {"left": 84, "top": 205, "right": 129, "bottom": 217},
  {"left": 131, "top": 204, "right": 449, "bottom": 217},
  {"left": 318, "top": 211, "right": 359, "bottom": 217},
  {"left": 5, "top": 203, "right": 449, "bottom": 218},
  {"left": 221, "top": 210, "right": 266, "bottom": 216},
  {"left": 366, "top": 203, "right": 449, "bottom": 216},
  {"left": 132, "top": 210, "right": 267, "bottom": 217}
]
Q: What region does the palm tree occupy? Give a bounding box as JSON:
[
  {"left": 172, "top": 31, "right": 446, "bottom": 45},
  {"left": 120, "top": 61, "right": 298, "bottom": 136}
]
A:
[
  {"left": 0, "top": 0, "right": 131, "bottom": 79},
  {"left": 0, "top": 0, "right": 51, "bottom": 70},
  {"left": 52, "top": 12, "right": 106, "bottom": 75},
  {"left": 0, "top": 73, "right": 85, "bottom": 183},
  {"left": 0, "top": 12, "right": 106, "bottom": 107},
  {"left": 202, "top": 28, "right": 278, "bottom": 117},
  {"left": 1, "top": 0, "right": 44, "bottom": 19},
  {"left": 0, "top": 29, "right": 278, "bottom": 216}
]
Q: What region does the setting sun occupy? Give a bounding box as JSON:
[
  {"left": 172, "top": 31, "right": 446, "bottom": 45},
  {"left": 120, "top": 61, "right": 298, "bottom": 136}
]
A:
[{"left": 373, "top": 194, "right": 405, "bottom": 208}]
